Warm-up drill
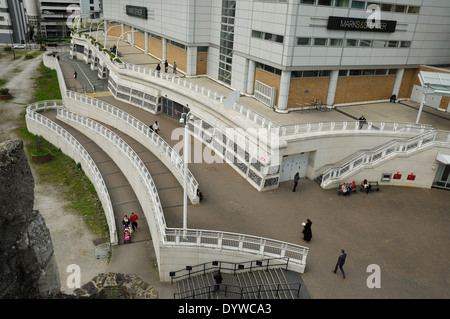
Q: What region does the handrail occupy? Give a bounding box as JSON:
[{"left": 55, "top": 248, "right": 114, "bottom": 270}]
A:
[
  {"left": 169, "top": 257, "right": 291, "bottom": 284},
  {"left": 57, "top": 108, "right": 168, "bottom": 238},
  {"left": 64, "top": 90, "right": 199, "bottom": 203},
  {"left": 44, "top": 41, "right": 310, "bottom": 272},
  {"left": 71, "top": 32, "right": 225, "bottom": 103},
  {"left": 25, "top": 101, "right": 117, "bottom": 245},
  {"left": 56, "top": 107, "right": 310, "bottom": 270},
  {"left": 320, "top": 129, "right": 439, "bottom": 187},
  {"left": 174, "top": 281, "right": 302, "bottom": 299}
]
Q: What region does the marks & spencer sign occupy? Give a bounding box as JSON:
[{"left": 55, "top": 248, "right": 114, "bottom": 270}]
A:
[
  {"left": 126, "top": 5, "right": 147, "bottom": 19},
  {"left": 327, "top": 16, "right": 396, "bottom": 33}
]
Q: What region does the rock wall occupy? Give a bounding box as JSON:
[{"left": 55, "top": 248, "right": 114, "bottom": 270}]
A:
[
  {"left": 0, "top": 140, "right": 158, "bottom": 299},
  {"left": 0, "top": 140, "right": 61, "bottom": 298}
]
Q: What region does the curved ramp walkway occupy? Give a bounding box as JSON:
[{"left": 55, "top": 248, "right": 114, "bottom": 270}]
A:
[{"left": 40, "top": 109, "right": 152, "bottom": 244}]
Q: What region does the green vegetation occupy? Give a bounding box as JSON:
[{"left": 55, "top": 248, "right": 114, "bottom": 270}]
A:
[
  {"left": 32, "top": 62, "right": 63, "bottom": 101},
  {"left": 16, "top": 63, "right": 109, "bottom": 240},
  {"left": 18, "top": 128, "right": 109, "bottom": 238}
]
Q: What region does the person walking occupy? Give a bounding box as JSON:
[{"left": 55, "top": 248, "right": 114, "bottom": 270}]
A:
[
  {"left": 130, "top": 212, "right": 138, "bottom": 232},
  {"left": 293, "top": 172, "right": 300, "bottom": 192},
  {"left": 153, "top": 121, "right": 160, "bottom": 134},
  {"left": 332, "top": 249, "right": 347, "bottom": 279},
  {"left": 173, "top": 62, "right": 177, "bottom": 74},
  {"left": 73, "top": 71, "right": 77, "bottom": 79},
  {"left": 358, "top": 115, "right": 367, "bottom": 129},
  {"left": 156, "top": 63, "right": 161, "bottom": 74},
  {"left": 164, "top": 60, "right": 168, "bottom": 73},
  {"left": 122, "top": 215, "right": 130, "bottom": 228},
  {"left": 213, "top": 270, "right": 223, "bottom": 291},
  {"left": 301, "top": 219, "right": 312, "bottom": 242}
]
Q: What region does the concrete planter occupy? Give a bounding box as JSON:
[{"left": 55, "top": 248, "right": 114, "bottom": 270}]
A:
[{"left": 31, "top": 150, "right": 52, "bottom": 163}]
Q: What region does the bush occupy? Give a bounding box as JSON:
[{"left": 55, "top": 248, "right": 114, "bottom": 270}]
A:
[
  {"left": 0, "top": 87, "right": 10, "bottom": 95},
  {"left": 4, "top": 46, "right": 11, "bottom": 51}
]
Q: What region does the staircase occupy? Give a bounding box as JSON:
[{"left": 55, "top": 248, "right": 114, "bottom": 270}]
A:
[{"left": 175, "top": 268, "right": 301, "bottom": 299}]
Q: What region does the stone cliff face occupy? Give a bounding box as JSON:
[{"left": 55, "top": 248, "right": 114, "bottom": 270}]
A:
[
  {"left": 0, "top": 140, "right": 61, "bottom": 298},
  {"left": 0, "top": 140, "right": 158, "bottom": 299}
]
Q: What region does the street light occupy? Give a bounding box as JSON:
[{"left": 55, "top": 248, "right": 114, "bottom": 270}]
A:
[
  {"left": 180, "top": 112, "right": 192, "bottom": 237},
  {"left": 95, "top": 21, "right": 104, "bottom": 41},
  {"left": 114, "top": 31, "right": 133, "bottom": 59},
  {"left": 104, "top": 25, "right": 122, "bottom": 48}
]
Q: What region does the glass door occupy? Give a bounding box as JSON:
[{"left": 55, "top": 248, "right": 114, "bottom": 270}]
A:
[{"left": 432, "top": 164, "right": 450, "bottom": 189}]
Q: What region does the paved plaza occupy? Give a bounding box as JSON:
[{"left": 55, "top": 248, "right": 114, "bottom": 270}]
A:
[{"left": 54, "top": 35, "right": 450, "bottom": 299}]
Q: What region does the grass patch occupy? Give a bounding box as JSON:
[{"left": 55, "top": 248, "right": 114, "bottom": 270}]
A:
[
  {"left": 33, "top": 61, "right": 62, "bottom": 101},
  {"left": 18, "top": 127, "right": 110, "bottom": 239}
]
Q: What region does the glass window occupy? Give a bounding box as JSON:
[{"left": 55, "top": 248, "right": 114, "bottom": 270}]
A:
[
  {"left": 400, "top": 41, "right": 411, "bottom": 48},
  {"left": 274, "top": 35, "right": 284, "bottom": 43},
  {"left": 319, "top": 70, "right": 331, "bottom": 77},
  {"left": 362, "top": 69, "right": 375, "bottom": 75},
  {"left": 359, "top": 39, "right": 372, "bottom": 47},
  {"left": 388, "top": 41, "right": 398, "bottom": 48},
  {"left": 375, "top": 69, "right": 387, "bottom": 75},
  {"left": 387, "top": 69, "right": 397, "bottom": 75},
  {"left": 394, "top": 5, "right": 406, "bottom": 13},
  {"left": 300, "top": 0, "right": 316, "bottom": 4},
  {"left": 372, "top": 40, "right": 387, "bottom": 48},
  {"left": 313, "top": 38, "right": 328, "bottom": 46},
  {"left": 264, "top": 32, "right": 273, "bottom": 41},
  {"left": 329, "top": 38, "right": 343, "bottom": 46},
  {"left": 349, "top": 69, "right": 362, "bottom": 76},
  {"left": 291, "top": 71, "right": 303, "bottom": 78},
  {"left": 345, "top": 39, "right": 358, "bottom": 47},
  {"left": 334, "top": 0, "right": 350, "bottom": 7},
  {"left": 339, "top": 70, "right": 348, "bottom": 76},
  {"left": 317, "top": 0, "right": 332, "bottom": 5},
  {"left": 351, "top": 0, "right": 366, "bottom": 9},
  {"left": 297, "top": 37, "right": 311, "bottom": 45},
  {"left": 407, "top": 6, "right": 419, "bottom": 14},
  {"left": 381, "top": 4, "right": 393, "bottom": 12},
  {"left": 303, "top": 70, "right": 319, "bottom": 77}
]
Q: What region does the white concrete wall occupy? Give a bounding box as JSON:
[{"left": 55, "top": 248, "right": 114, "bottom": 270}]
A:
[{"left": 159, "top": 245, "right": 305, "bottom": 282}]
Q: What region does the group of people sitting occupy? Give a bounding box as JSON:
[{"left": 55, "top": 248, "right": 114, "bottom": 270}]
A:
[
  {"left": 340, "top": 181, "right": 357, "bottom": 196},
  {"left": 339, "top": 179, "right": 373, "bottom": 195}
]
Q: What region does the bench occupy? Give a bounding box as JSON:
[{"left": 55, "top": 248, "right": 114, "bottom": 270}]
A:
[
  {"left": 359, "top": 181, "right": 380, "bottom": 193},
  {"left": 337, "top": 183, "right": 357, "bottom": 196}
]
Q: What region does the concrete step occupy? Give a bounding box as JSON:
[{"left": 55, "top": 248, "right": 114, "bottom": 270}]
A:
[{"left": 176, "top": 268, "right": 300, "bottom": 299}]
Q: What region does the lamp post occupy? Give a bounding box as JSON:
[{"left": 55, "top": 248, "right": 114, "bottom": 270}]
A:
[
  {"left": 7, "top": 19, "right": 15, "bottom": 59},
  {"left": 95, "top": 21, "right": 104, "bottom": 42},
  {"left": 114, "top": 31, "right": 133, "bottom": 59},
  {"left": 104, "top": 25, "right": 122, "bottom": 48},
  {"left": 180, "top": 112, "right": 192, "bottom": 238}
]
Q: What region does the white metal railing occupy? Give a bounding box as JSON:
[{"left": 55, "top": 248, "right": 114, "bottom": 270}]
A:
[
  {"left": 164, "top": 228, "right": 309, "bottom": 265},
  {"left": 279, "top": 120, "right": 433, "bottom": 137},
  {"left": 57, "top": 108, "right": 168, "bottom": 239},
  {"left": 254, "top": 80, "right": 277, "bottom": 108},
  {"left": 320, "top": 129, "right": 449, "bottom": 187},
  {"left": 123, "top": 63, "right": 225, "bottom": 103},
  {"left": 56, "top": 108, "right": 309, "bottom": 268},
  {"left": 232, "top": 102, "right": 280, "bottom": 132},
  {"left": 71, "top": 33, "right": 225, "bottom": 103},
  {"left": 25, "top": 101, "right": 117, "bottom": 245},
  {"left": 64, "top": 90, "right": 199, "bottom": 203},
  {"left": 45, "top": 38, "right": 310, "bottom": 270}
]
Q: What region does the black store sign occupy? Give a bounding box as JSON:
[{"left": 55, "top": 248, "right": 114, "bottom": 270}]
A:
[
  {"left": 126, "top": 5, "right": 147, "bottom": 19},
  {"left": 327, "top": 16, "right": 396, "bottom": 33}
]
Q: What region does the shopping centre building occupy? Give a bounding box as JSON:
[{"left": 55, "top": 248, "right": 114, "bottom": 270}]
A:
[
  {"left": 100, "top": 0, "right": 450, "bottom": 111},
  {"left": 68, "top": 0, "right": 450, "bottom": 194}
]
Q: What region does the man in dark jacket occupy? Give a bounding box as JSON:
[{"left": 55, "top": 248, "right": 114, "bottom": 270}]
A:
[
  {"left": 332, "top": 249, "right": 347, "bottom": 279},
  {"left": 213, "top": 270, "right": 223, "bottom": 291}
]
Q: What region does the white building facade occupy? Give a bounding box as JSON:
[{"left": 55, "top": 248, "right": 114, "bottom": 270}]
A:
[{"left": 101, "top": 0, "right": 450, "bottom": 111}]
